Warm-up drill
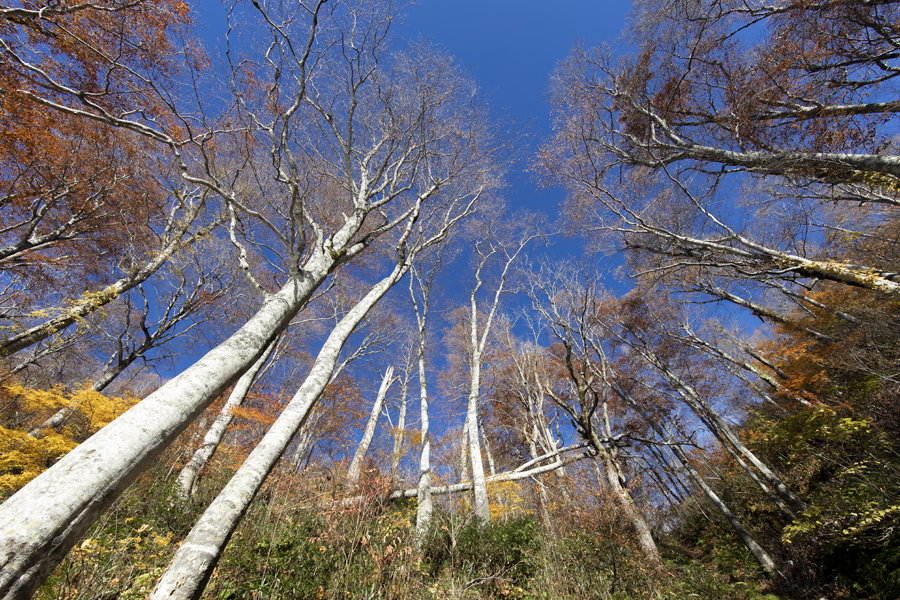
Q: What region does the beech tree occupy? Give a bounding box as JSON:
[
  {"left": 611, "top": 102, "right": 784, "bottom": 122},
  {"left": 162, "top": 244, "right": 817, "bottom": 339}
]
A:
[
  {"left": 346, "top": 366, "right": 395, "bottom": 486},
  {"left": 523, "top": 261, "right": 661, "bottom": 563},
  {"left": 542, "top": 0, "right": 900, "bottom": 332},
  {"left": 457, "top": 213, "right": 543, "bottom": 522},
  {"left": 176, "top": 337, "right": 279, "bottom": 500},
  {"left": 407, "top": 247, "right": 445, "bottom": 536},
  {"left": 0, "top": 2, "right": 503, "bottom": 596}
]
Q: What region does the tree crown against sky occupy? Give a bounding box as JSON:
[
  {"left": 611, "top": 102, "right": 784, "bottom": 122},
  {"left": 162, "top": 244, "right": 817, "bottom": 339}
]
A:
[{"left": 2, "top": 1, "right": 900, "bottom": 599}]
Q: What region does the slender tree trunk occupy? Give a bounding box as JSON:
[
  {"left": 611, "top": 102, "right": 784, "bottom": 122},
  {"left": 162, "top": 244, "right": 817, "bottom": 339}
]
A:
[
  {"left": 482, "top": 421, "right": 497, "bottom": 477},
  {"left": 589, "top": 430, "right": 660, "bottom": 563},
  {"left": 291, "top": 427, "right": 315, "bottom": 473},
  {"left": 459, "top": 413, "right": 472, "bottom": 482},
  {"left": 466, "top": 363, "right": 491, "bottom": 521},
  {"left": 667, "top": 431, "right": 778, "bottom": 576},
  {"left": 415, "top": 339, "right": 432, "bottom": 538},
  {"left": 394, "top": 449, "right": 590, "bottom": 499},
  {"left": 176, "top": 340, "right": 278, "bottom": 500},
  {"left": 347, "top": 366, "right": 394, "bottom": 486},
  {"left": 151, "top": 259, "right": 410, "bottom": 600},
  {"left": 390, "top": 368, "right": 409, "bottom": 485},
  {"left": 705, "top": 418, "right": 797, "bottom": 520},
  {"left": 640, "top": 347, "right": 807, "bottom": 513},
  {"left": 612, "top": 385, "right": 779, "bottom": 576}
]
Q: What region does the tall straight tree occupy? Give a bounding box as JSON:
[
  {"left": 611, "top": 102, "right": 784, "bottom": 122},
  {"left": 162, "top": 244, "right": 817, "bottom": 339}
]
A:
[
  {"left": 460, "top": 213, "right": 542, "bottom": 522},
  {"left": 0, "top": 3, "right": 504, "bottom": 596},
  {"left": 408, "top": 247, "right": 445, "bottom": 536}
]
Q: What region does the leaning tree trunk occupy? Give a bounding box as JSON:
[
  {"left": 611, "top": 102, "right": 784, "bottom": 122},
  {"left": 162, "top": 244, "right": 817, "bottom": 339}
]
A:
[
  {"left": 637, "top": 345, "right": 807, "bottom": 514},
  {"left": 588, "top": 429, "right": 661, "bottom": 563},
  {"left": 176, "top": 339, "right": 278, "bottom": 500},
  {"left": 0, "top": 215, "right": 210, "bottom": 359},
  {"left": 612, "top": 385, "right": 779, "bottom": 576},
  {"left": 150, "top": 259, "right": 410, "bottom": 600},
  {"left": 347, "top": 366, "right": 394, "bottom": 486},
  {"left": 0, "top": 265, "right": 329, "bottom": 600},
  {"left": 665, "top": 430, "right": 778, "bottom": 576}
]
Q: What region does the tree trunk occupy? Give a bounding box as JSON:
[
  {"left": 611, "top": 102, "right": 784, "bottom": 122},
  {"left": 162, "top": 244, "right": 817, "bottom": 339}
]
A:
[
  {"left": 667, "top": 431, "right": 778, "bottom": 576},
  {"left": 0, "top": 267, "right": 326, "bottom": 600},
  {"left": 150, "top": 259, "right": 410, "bottom": 600},
  {"left": 347, "top": 366, "right": 394, "bottom": 486},
  {"left": 589, "top": 429, "right": 661, "bottom": 563},
  {"left": 612, "top": 385, "right": 779, "bottom": 576},
  {"left": 466, "top": 363, "right": 491, "bottom": 521},
  {"left": 415, "top": 345, "right": 433, "bottom": 538},
  {"left": 176, "top": 339, "right": 278, "bottom": 500},
  {"left": 639, "top": 346, "right": 807, "bottom": 513},
  {"left": 390, "top": 368, "right": 409, "bottom": 485}
]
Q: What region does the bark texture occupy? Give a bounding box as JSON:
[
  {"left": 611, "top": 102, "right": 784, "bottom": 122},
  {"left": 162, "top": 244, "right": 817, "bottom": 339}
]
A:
[{"left": 0, "top": 272, "right": 322, "bottom": 600}]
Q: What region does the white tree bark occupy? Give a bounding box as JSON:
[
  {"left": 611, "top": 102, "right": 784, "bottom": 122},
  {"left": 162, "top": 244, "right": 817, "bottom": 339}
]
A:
[
  {"left": 389, "top": 359, "right": 411, "bottom": 484},
  {"left": 463, "top": 225, "right": 539, "bottom": 522},
  {"left": 176, "top": 339, "right": 278, "bottom": 500},
  {"left": 415, "top": 337, "right": 433, "bottom": 537},
  {"left": 150, "top": 248, "right": 413, "bottom": 600},
  {"left": 631, "top": 342, "right": 807, "bottom": 513},
  {"left": 346, "top": 366, "right": 394, "bottom": 486},
  {"left": 409, "top": 261, "right": 437, "bottom": 538},
  {"left": 392, "top": 447, "right": 590, "bottom": 500},
  {"left": 611, "top": 384, "right": 779, "bottom": 576},
  {"left": 0, "top": 270, "right": 325, "bottom": 600}
]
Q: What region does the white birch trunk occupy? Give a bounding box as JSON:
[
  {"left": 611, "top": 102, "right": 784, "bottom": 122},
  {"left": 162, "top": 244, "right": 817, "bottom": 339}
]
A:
[
  {"left": 151, "top": 259, "right": 409, "bottom": 600},
  {"left": 465, "top": 368, "right": 491, "bottom": 521},
  {"left": 346, "top": 366, "right": 394, "bottom": 486},
  {"left": 176, "top": 340, "right": 278, "bottom": 500},
  {"left": 667, "top": 432, "right": 778, "bottom": 576},
  {"left": 410, "top": 264, "right": 434, "bottom": 538},
  {"left": 482, "top": 421, "right": 497, "bottom": 477},
  {"left": 394, "top": 448, "right": 590, "bottom": 499}
]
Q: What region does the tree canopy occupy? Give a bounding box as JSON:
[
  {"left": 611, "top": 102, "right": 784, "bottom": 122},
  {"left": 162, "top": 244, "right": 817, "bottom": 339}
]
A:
[{"left": 1, "top": 1, "right": 899, "bottom": 599}]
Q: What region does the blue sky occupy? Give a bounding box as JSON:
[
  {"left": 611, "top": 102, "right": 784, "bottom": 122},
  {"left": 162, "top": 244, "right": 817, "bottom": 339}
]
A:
[{"left": 399, "top": 1, "right": 632, "bottom": 216}]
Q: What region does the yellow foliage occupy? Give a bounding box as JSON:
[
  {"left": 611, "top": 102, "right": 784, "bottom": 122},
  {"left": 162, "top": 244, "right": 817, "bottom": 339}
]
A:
[
  {"left": 0, "top": 384, "right": 137, "bottom": 496},
  {"left": 3, "top": 383, "right": 136, "bottom": 432},
  {"left": 0, "top": 426, "right": 77, "bottom": 494},
  {"left": 487, "top": 480, "right": 530, "bottom": 521}
]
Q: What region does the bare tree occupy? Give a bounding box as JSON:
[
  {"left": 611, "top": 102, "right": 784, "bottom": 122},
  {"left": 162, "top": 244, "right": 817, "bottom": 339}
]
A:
[
  {"left": 408, "top": 247, "right": 444, "bottom": 537},
  {"left": 524, "top": 261, "right": 661, "bottom": 563},
  {"left": 541, "top": 0, "right": 900, "bottom": 338},
  {"left": 0, "top": 4, "right": 503, "bottom": 596},
  {"left": 346, "top": 366, "right": 395, "bottom": 486}
]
